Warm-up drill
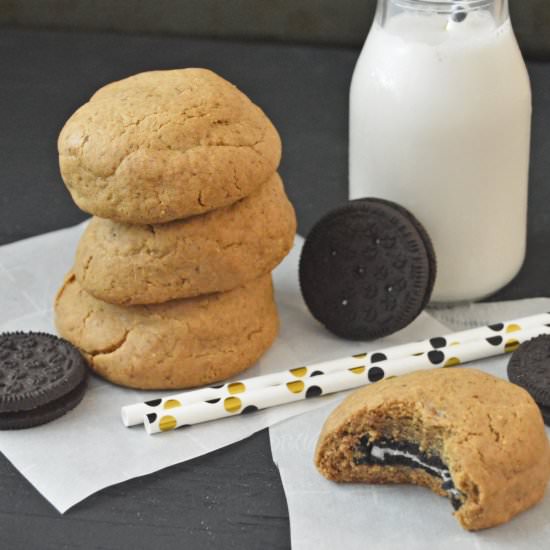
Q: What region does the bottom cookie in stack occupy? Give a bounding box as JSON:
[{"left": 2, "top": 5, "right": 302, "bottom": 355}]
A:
[{"left": 54, "top": 272, "right": 278, "bottom": 390}]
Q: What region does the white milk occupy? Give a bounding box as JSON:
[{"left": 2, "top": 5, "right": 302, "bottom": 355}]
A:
[{"left": 349, "top": 8, "right": 531, "bottom": 302}]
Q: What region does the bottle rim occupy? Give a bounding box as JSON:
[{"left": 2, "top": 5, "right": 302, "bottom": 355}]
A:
[{"left": 391, "top": 0, "right": 495, "bottom": 12}]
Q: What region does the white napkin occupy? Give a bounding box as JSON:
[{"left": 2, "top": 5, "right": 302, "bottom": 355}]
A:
[
  {"left": 269, "top": 299, "right": 550, "bottom": 549},
  {"left": 0, "top": 222, "right": 446, "bottom": 513}
]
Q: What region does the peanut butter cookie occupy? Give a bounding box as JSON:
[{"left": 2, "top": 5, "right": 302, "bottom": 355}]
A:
[
  {"left": 58, "top": 68, "right": 281, "bottom": 223},
  {"left": 54, "top": 272, "right": 278, "bottom": 390},
  {"left": 74, "top": 173, "right": 296, "bottom": 305},
  {"left": 315, "top": 368, "right": 550, "bottom": 530}
]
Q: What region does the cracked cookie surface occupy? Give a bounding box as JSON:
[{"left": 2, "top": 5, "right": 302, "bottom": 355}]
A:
[
  {"left": 315, "top": 368, "right": 550, "bottom": 530},
  {"left": 74, "top": 173, "right": 296, "bottom": 305},
  {"left": 58, "top": 68, "right": 281, "bottom": 224},
  {"left": 54, "top": 272, "right": 278, "bottom": 390}
]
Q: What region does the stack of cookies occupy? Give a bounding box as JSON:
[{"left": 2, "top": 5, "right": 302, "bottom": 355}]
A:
[{"left": 54, "top": 69, "right": 296, "bottom": 390}]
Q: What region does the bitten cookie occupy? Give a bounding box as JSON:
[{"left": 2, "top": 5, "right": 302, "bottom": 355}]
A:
[
  {"left": 58, "top": 68, "right": 281, "bottom": 224},
  {"left": 54, "top": 272, "right": 278, "bottom": 390},
  {"left": 315, "top": 368, "right": 550, "bottom": 531},
  {"left": 74, "top": 173, "right": 296, "bottom": 305}
]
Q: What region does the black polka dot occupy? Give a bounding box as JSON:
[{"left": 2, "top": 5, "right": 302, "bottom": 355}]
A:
[
  {"left": 206, "top": 398, "right": 221, "bottom": 404},
  {"left": 427, "top": 350, "right": 445, "bottom": 364},
  {"left": 311, "top": 370, "right": 324, "bottom": 377},
  {"left": 145, "top": 398, "right": 161, "bottom": 407},
  {"left": 146, "top": 413, "right": 157, "bottom": 423},
  {"left": 242, "top": 405, "right": 259, "bottom": 415},
  {"left": 488, "top": 323, "right": 504, "bottom": 332},
  {"left": 371, "top": 353, "right": 387, "bottom": 363},
  {"left": 306, "top": 386, "right": 322, "bottom": 398},
  {"left": 429, "top": 337, "right": 447, "bottom": 349},
  {"left": 210, "top": 383, "right": 224, "bottom": 389},
  {"left": 486, "top": 336, "right": 503, "bottom": 346},
  {"left": 367, "top": 366, "right": 385, "bottom": 382},
  {"left": 451, "top": 9, "right": 467, "bottom": 23}
]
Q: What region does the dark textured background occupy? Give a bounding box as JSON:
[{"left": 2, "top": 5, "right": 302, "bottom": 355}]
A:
[
  {"left": 0, "top": 0, "right": 549, "bottom": 59},
  {"left": 0, "top": 21, "right": 549, "bottom": 549}
]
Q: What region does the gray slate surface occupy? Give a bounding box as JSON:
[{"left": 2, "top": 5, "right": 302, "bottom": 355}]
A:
[
  {"left": 0, "top": 1, "right": 549, "bottom": 59},
  {"left": 0, "top": 27, "right": 549, "bottom": 549}
]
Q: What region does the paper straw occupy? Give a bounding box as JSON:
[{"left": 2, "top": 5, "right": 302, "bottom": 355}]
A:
[
  {"left": 144, "top": 324, "right": 550, "bottom": 434},
  {"left": 122, "top": 311, "right": 550, "bottom": 427}
]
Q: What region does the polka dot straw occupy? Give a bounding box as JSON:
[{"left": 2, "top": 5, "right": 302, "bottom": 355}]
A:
[
  {"left": 122, "top": 312, "right": 550, "bottom": 427},
  {"left": 141, "top": 320, "right": 550, "bottom": 434}
]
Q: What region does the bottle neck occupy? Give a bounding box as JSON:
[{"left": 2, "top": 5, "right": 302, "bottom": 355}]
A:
[{"left": 376, "top": 0, "right": 509, "bottom": 28}]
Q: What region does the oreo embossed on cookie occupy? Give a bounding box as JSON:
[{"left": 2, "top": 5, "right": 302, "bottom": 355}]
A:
[
  {"left": 0, "top": 332, "right": 88, "bottom": 429},
  {"left": 299, "top": 198, "right": 436, "bottom": 340},
  {"left": 507, "top": 334, "right": 550, "bottom": 407}
]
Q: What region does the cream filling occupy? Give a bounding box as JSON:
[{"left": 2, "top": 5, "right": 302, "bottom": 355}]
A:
[{"left": 370, "top": 444, "right": 462, "bottom": 502}]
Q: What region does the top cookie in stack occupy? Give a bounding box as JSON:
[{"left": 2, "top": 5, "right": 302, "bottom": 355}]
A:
[
  {"left": 54, "top": 69, "right": 296, "bottom": 390},
  {"left": 58, "top": 68, "right": 281, "bottom": 224}
]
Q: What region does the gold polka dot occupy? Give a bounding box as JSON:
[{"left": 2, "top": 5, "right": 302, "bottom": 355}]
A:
[
  {"left": 385, "top": 375, "right": 397, "bottom": 380},
  {"left": 349, "top": 366, "right": 365, "bottom": 374},
  {"left": 224, "top": 396, "right": 242, "bottom": 413},
  {"left": 228, "top": 382, "right": 246, "bottom": 394},
  {"left": 444, "top": 357, "right": 461, "bottom": 367},
  {"left": 413, "top": 352, "right": 424, "bottom": 357},
  {"left": 163, "top": 399, "right": 181, "bottom": 410},
  {"left": 352, "top": 352, "right": 367, "bottom": 359},
  {"left": 450, "top": 341, "right": 460, "bottom": 347},
  {"left": 159, "top": 415, "right": 177, "bottom": 432},
  {"left": 290, "top": 367, "right": 307, "bottom": 377},
  {"left": 506, "top": 323, "right": 521, "bottom": 333},
  {"left": 286, "top": 380, "right": 305, "bottom": 393},
  {"left": 505, "top": 339, "right": 520, "bottom": 353}
]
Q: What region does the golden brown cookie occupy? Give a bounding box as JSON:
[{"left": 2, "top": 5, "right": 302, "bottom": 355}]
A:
[
  {"left": 58, "top": 68, "right": 281, "bottom": 224},
  {"left": 315, "top": 368, "right": 550, "bottom": 531},
  {"left": 54, "top": 272, "right": 278, "bottom": 390},
  {"left": 74, "top": 173, "right": 296, "bottom": 305}
]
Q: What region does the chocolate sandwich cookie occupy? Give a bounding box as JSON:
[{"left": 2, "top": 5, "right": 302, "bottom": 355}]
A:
[
  {"left": 315, "top": 368, "right": 550, "bottom": 531},
  {"left": 0, "top": 332, "right": 88, "bottom": 429},
  {"left": 507, "top": 334, "right": 550, "bottom": 408},
  {"left": 299, "top": 198, "right": 436, "bottom": 340}
]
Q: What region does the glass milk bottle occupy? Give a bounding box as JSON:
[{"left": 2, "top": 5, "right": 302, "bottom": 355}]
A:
[{"left": 349, "top": 0, "right": 531, "bottom": 303}]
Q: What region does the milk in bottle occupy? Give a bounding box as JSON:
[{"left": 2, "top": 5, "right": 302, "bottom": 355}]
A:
[{"left": 349, "top": 0, "right": 531, "bottom": 302}]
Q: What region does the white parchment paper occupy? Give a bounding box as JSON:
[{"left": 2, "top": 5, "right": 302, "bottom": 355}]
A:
[
  {"left": 270, "top": 299, "right": 550, "bottom": 549},
  {"left": 0, "top": 222, "right": 447, "bottom": 513}
]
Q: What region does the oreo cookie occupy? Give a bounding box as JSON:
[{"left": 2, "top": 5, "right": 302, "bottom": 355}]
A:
[
  {"left": 299, "top": 198, "right": 436, "bottom": 340},
  {"left": 507, "top": 335, "right": 550, "bottom": 408},
  {"left": 0, "top": 332, "right": 88, "bottom": 429}
]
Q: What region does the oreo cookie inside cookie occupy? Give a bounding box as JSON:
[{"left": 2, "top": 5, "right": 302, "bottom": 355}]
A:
[
  {"left": 354, "top": 433, "right": 464, "bottom": 510},
  {"left": 0, "top": 332, "right": 88, "bottom": 429},
  {"left": 507, "top": 335, "right": 550, "bottom": 407},
  {"left": 299, "top": 198, "right": 436, "bottom": 340}
]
